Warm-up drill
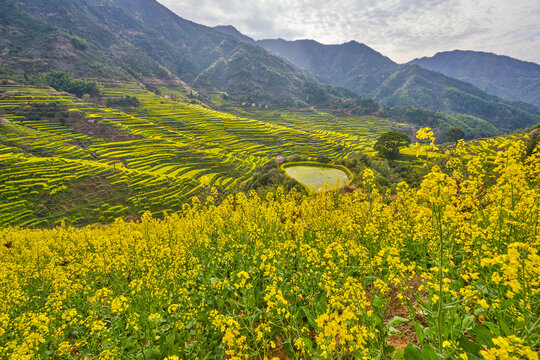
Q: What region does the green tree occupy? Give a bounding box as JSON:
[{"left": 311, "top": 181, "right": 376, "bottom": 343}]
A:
[
  {"left": 374, "top": 131, "right": 411, "bottom": 159},
  {"left": 46, "top": 71, "right": 99, "bottom": 97},
  {"left": 446, "top": 127, "right": 465, "bottom": 144}
]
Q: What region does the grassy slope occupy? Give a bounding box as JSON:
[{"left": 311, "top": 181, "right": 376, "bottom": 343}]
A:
[{"left": 0, "top": 82, "right": 392, "bottom": 228}]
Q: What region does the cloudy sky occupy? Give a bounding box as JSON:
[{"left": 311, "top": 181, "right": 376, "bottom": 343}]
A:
[{"left": 157, "top": 0, "right": 540, "bottom": 64}]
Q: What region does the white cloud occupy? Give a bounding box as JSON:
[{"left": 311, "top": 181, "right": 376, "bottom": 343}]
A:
[{"left": 157, "top": 0, "right": 540, "bottom": 63}]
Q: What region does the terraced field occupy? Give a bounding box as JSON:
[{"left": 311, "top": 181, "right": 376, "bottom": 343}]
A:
[
  {"left": 228, "top": 108, "right": 393, "bottom": 157},
  {"left": 0, "top": 82, "right": 391, "bottom": 227}
]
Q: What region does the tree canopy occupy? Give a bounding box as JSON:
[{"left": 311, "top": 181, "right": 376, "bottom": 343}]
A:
[
  {"left": 374, "top": 131, "right": 411, "bottom": 159},
  {"left": 446, "top": 127, "right": 465, "bottom": 143},
  {"left": 46, "top": 71, "right": 99, "bottom": 97}
]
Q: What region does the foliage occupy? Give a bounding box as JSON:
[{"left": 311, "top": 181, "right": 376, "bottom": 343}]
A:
[
  {"left": 240, "top": 160, "right": 303, "bottom": 194},
  {"left": 369, "top": 65, "right": 539, "bottom": 132},
  {"left": 374, "top": 131, "right": 411, "bottom": 159},
  {"left": 46, "top": 71, "right": 99, "bottom": 97},
  {"left": 69, "top": 35, "right": 89, "bottom": 51},
  {"left": 106, "top": 95, "right": 140, "bottom": 107},
  {"left": 524, "top": 130, "right": 540, "bottom": 158},
  {"left": 353, "top": 97, "right": 380, "bottom": 114},
  {"left": 442, "top": 87, "right": 538, "bottom": 132},
  {"left": 446, "top": 127, "right": 465, "bottom": 143},
  {"left": 0, "top": 65, "right": 13, "bottom": 75},
  {"left": 382, "top": 106, "right": 499, "bottom": 140},
  {"left": 0, "top": 136, "right": 539, "bottom": 359}
]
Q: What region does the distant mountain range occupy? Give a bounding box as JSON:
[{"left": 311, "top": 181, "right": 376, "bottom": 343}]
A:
[
  {"left": 0, "top": 0, "right": 538, "bottom": 134},
  {"left": 258, "top": 39, "right": 397, "bottom": 87},
  {"left": 410, "top": 50, "right": 540, "bottom": 108},
  {"left": 214, "top": 26, "right": 539, "bottom": 132}
]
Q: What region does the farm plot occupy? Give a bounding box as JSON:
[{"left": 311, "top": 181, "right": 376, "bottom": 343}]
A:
[{"left": 1, "top": 82, "right": 393, "bottom": 227}]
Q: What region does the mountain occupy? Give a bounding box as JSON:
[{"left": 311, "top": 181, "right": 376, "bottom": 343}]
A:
[
  {"left": 0, "top": 0, "right": 167, "bottom": 80},
  {"left": 1, "top": 0, "right": 349, "bottom": 107},
  {"left": 214, "top": 25, "right": 256, "bottom": 44},
  {"left": 370, "top": 64, "right": 539, "bottom": 132},
  {"left": 410, "top": 50, "right": 540, "bottom": 108},
  {"left": 213, "top": 27, "right": 539, "bottom": 131},
  {"left": 213, "top": 28, "right": 396, "bottom": 94},
  {"left": 257, "top": 39, "right": 398, "bottom": 86},
  {"left": 3, "top": 0, "right": 539, "bottom": 132}
]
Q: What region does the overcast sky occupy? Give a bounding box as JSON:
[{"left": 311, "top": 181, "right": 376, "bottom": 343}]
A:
[{"left": 157, "top": 0, "right": 540, "bottom": 64}]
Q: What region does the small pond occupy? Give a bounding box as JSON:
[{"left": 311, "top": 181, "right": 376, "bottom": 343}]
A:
[{"left": 284, "top": 165, "right": 350, "bottom": 192}]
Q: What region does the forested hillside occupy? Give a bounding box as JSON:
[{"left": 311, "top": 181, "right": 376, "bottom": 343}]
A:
[
  {"left": 214, "top": 28, "right": 540, "bottom": 131},
  {"left": 1, "top": 0, "right": 348, "bottom": 107},
  {"left": 411, "top": 50, "right": 540, "bottom": 108}
]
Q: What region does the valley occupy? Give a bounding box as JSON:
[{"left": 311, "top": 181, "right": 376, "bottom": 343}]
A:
[{"left": 0, "top": 0, "right": 539, "bottom": 358}]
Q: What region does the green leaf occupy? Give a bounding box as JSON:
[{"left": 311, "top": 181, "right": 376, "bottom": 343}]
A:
[
  {"left": 216, "top": 298, "right": 224, "bottom": 309},
  {"left": 414, "top": 322, "right": 425, "bottom": 344},
  {"left": 404, "top": 344, "right": 439, "bottom": 360},
  {"left": 404, "top": 344, "right": 422, "bottom": 360},
  {"left": 185, "top": 319, "right": 197, "bottom": 329},
  {"left": 392, "top": 349, "right": 405, "bottom": 360},
  {"left": 459, "top": 334, "right": 481, "bottom": 356},
  {"left": 483, "top": 321, "right": 501, "bottom": 337},
  {"left": 420, "top": 346, "right": 439, "bottom": 360},
  {"left": 372, "top": 314, "right": 383, "bottom": 325},
  {"left": 388, "top": 326, "right": 401, "bottom": 336},
  {"left": 385, "top": 344, "right": 397, "bottom": 354},
  {"left": 473, "top": 325, "right": 494, "bottom": 347},
  {"left": 373, "top": 294, "right": 386, "bottom": 310},
  {"left": 387, "top": 316, "right": 409, "bottom": 328},
  {"left": 301, "top": 306, "right": 318, "bottom": 329},
  {"left": 500, "top": 318, "right": 512, "bottom": 336},
  {"left": 303, "top": 337, "right": 313, "bottom": 351},
  {"left": 462, "top": 315, "right": 475, "bottom": 331},
  {"left": 248, "top": 292, "right": 256, "bottom": 307}
]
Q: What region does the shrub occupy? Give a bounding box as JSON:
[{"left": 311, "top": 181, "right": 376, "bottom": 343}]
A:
[
  {"left": 106, "top": 95, "right": 140, "bottom": 107},
  {"left": 70, "top": 35, "right": 89, "bottom": 51}
]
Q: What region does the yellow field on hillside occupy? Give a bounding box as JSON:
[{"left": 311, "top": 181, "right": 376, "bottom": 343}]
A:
[{"left": 1, "top": 135, "right": 538, "bottom": 359}]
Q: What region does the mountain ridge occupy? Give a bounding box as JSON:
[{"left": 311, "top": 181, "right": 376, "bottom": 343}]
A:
[
  {"left": 212, "top": 25, "right": 539, "bottom": 131},
  {"left": 2, "top": 2, "right": 539, "bottom": 133},
  {"left": 410, "top": 50, "right": 540, "bottom": 107},
  {"left": 2, "top": 0, "right": 352, "bottom": 107},
  {"left": 213, "top": 25, "right": 256, "bottom": 44}
]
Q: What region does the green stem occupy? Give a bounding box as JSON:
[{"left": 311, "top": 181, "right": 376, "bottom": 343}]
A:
[
  {"left": 521, "top": 257, "right": 530, "bottom": 344},
  {"left": 437, "top": 205, "right": 444, "bottom": 352}
]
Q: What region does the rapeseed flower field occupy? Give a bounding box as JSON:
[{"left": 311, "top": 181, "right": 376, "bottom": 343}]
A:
[{"left": 0, "top": 134, "right": 539, "bottom": 359}]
